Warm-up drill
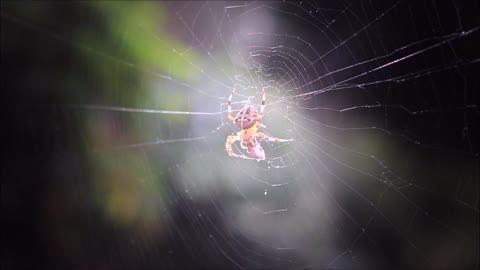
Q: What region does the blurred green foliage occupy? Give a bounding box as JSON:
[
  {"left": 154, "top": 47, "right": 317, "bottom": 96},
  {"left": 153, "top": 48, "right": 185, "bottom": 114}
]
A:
[
  {"left": 74, "top": 1, "right": 200, "bottom": 227},
  {"left": 2, "top": 1, "right": 200, "bottom": 228}
]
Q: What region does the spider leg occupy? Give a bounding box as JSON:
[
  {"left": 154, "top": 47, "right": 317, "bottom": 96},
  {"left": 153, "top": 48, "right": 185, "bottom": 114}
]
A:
[
  {"left": 260, "top": 87, "right": 266, "bottom": 116},
  {"left": 225, "top": 135, "right": 238, "bottom": 156},
  {"left": 256, "top": 132, "right": 294, "bottom": 142},
  {"left": 257, "top": 87, "right": 265, "bottom": 124},
  {"left": 227, "top": 86, "right": 236, "bottom": 123},
  {"left": 256, "top": 87, "right": 266, "bottom": 123},
  {"left": 240, "top": 141, "right": 249, "bottom": 150},
  {"left": 225, "top": 134, "right": 256, "bottom": 159}
]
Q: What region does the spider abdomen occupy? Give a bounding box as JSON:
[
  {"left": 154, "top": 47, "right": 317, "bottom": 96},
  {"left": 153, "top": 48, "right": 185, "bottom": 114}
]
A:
[{"left": 234, "top": 105, "right": 258, "bottom": 130}]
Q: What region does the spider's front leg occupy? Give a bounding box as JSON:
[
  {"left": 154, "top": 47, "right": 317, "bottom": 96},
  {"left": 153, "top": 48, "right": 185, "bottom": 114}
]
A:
[
  {"left": 255, "top": 87, "right": 266, "bottom": 123},
  {"left": 227, "top": 87, "right": 236, "bottom": 123}
]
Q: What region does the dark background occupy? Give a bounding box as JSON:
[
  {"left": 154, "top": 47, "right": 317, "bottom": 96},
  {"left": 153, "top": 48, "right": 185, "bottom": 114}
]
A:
[{"left": 2, "top": 1, "right": 479, "bottom": 269}]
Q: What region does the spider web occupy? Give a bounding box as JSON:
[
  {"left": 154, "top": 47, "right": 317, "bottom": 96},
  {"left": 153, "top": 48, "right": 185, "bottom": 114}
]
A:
[{"left": 3, "top": 0, "right": 479, "bottom": 269}]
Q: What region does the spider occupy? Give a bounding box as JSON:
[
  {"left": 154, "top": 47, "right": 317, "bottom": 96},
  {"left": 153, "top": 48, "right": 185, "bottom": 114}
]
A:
[{"left": 225, "top": 86, "right": 293, "bottom": 160}]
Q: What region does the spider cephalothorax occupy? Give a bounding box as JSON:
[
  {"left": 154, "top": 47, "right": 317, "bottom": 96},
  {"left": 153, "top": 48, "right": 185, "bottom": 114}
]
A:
[
  {"left": 225, "top": 87, "right": 293, "bottom": 160},
  {"left": 234, "top": 105, "right": 258, "bottom": 130}
]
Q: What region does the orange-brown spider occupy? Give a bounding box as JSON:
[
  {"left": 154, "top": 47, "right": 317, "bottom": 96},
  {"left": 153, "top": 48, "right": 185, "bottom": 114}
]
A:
[{"left": 225, "top": 87, "right": 293, "bottom": 160}]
